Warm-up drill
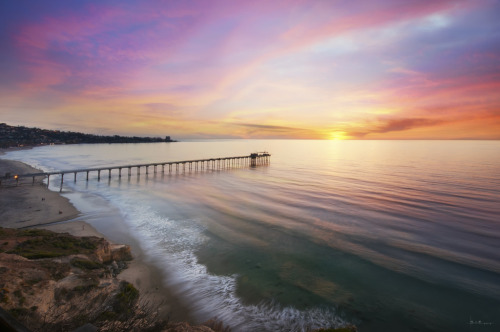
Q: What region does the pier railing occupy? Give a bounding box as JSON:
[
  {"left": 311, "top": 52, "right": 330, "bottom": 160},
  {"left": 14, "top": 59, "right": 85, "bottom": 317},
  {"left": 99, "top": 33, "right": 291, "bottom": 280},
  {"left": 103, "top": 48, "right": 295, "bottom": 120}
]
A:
[{"left": 1, "top": 152, "right": 271, "bottom": 189}]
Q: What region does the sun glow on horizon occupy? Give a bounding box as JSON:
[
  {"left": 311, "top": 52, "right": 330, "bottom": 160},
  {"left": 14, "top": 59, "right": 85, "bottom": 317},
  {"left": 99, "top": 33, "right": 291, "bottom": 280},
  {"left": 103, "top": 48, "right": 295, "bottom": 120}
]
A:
[
  {"left": 329, "top": 131, "right": 349, "bottom": 140},
  {"left": 0, "top": 1, "right": 499, "bottom": 139}
]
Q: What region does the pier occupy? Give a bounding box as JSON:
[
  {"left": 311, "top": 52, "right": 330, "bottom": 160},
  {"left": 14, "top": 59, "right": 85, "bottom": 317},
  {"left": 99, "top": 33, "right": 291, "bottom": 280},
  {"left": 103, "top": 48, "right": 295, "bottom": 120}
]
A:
[{"left": 2, "top": 152, "right": 270, "bottom": 189}]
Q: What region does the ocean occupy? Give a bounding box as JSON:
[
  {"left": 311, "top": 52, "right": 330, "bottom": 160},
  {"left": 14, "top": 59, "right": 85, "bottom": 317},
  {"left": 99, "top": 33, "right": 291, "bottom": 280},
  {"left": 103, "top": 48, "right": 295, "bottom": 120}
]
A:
[{"left": 4, "top": 140, "right": 500, "bottom": 331}]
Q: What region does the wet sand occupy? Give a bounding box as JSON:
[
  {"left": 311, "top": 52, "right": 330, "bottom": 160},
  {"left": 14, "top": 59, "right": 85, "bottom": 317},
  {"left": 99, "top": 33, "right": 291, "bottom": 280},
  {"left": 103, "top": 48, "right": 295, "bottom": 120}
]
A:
[{"left": 0, "top": 153, "right": 192, "bottom": 323}]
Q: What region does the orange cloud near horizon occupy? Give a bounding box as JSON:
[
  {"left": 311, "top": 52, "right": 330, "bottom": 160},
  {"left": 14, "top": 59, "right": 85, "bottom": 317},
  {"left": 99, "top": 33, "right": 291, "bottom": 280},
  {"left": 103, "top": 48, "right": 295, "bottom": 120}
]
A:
[{"left": 1, "top": 1, "right": 499, "bottom": 140}]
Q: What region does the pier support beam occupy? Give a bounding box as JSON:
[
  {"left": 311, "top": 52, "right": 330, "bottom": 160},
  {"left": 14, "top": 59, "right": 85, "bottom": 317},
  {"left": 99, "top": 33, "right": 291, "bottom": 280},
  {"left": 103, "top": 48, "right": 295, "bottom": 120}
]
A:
[
  {"left": 13, "top": 153, "right": 271, "bottom": 187},
  {"left": 60, "top": 173, "right": 64, "bottom": 191}
]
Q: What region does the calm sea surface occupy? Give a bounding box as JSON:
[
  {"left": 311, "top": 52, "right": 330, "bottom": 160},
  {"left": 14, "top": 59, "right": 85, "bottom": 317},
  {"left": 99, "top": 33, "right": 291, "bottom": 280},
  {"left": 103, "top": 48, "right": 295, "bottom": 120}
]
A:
[{"left": 4, "top": 140, "right": 500, "bottom": 331}]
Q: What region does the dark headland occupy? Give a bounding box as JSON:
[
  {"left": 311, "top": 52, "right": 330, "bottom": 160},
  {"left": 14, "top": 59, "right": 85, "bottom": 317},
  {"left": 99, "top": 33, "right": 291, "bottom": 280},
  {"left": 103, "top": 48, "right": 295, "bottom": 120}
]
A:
[{"left": 0, "top": 123, "right": 176, "bottom": 148}]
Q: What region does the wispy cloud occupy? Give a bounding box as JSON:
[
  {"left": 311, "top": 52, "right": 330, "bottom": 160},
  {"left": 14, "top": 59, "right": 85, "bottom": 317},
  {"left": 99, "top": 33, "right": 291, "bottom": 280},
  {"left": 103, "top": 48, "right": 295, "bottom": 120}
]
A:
[
  {"left": 0, "top": 0, "right": 499, "bottom": 138},
  {"left": 229, "top": 123, "right": 321, "bottom": 139},
  {"left": 347, "top": 117, "right": 446, "bottom": 138}
]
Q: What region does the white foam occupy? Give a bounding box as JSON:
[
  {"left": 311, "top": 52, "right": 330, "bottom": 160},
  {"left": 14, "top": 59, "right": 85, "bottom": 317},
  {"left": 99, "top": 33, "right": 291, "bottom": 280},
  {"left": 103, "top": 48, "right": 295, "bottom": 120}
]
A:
[
  {"left": 4, "top": 148, "right": 352, "bottom": 330},
  {"left": 112, "top": 202, "right": 351, "bottom": 331}
]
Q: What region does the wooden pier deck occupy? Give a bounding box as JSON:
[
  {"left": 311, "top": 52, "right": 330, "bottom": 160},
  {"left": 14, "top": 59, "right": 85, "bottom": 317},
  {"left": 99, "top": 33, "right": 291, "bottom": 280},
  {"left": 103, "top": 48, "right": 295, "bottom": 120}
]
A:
[{"left": 2, "top": 152, "right": 270, "bottom": 189}]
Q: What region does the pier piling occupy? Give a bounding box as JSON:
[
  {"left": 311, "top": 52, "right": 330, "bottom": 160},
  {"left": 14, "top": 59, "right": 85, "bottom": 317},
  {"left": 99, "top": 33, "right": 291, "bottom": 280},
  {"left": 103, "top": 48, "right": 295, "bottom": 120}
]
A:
[{"left": 6, "top": 152, "right": 271, "bottom": 188}]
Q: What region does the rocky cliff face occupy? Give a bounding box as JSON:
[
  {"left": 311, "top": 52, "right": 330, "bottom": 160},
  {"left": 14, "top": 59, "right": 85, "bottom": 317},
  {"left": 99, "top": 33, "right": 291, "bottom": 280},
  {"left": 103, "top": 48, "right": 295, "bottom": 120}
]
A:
[
  {"left": 0, "top": 227, "right": 225, "bottom": 332},
  {"left": 0, "top": 227, "right": 352, "bottom": 332},
  {"left": 0, "top": 227, "right": 134, "bottom": 331},
  {"left": 92, "top": 240, "right": 133, "bottom": 263}
]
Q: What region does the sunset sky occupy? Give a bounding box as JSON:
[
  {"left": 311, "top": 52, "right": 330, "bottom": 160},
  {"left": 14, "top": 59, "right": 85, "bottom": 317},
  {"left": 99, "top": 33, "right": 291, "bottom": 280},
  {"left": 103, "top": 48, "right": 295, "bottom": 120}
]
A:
[{"left": 1, "top": 0, "right": 499, "bottom": 139}]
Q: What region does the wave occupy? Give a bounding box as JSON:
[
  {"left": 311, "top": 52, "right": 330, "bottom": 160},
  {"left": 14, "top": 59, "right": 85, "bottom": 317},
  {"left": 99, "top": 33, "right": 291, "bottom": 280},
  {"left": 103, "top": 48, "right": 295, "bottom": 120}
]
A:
[{"left": 115, "top": 202, "right": 352, "bottom": 331}]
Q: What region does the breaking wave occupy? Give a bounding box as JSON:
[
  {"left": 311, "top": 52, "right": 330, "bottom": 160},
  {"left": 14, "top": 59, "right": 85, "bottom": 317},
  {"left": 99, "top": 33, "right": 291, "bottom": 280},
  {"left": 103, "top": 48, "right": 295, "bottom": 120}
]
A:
[{"left": 116, "top": 202, "right": 351, "bottom": 331}]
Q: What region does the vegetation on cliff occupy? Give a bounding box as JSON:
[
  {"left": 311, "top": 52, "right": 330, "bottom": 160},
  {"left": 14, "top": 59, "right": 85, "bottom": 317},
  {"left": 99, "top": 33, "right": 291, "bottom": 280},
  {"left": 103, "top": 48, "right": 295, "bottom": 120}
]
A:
[
  {"left": 0, "top": 227, "right": 165, "bottom": 331},
  {"left": 0, "top": 227, "right": 356, "bottom": 331},
  {"left": 0, "top": 227, "right": 240, "bottom": 332},
  {"left": 0, "top": 227, "right": 141, "bottom": 330},
  {"left": 0, "top": 122, "right": 176, "bottom": 148}
]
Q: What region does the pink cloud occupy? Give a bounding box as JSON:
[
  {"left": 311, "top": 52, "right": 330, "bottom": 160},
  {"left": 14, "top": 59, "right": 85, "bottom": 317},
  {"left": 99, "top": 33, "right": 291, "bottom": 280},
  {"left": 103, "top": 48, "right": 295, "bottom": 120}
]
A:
[
  {"left": 12, "top": 0, "right": 467, "bottom": 96},
  {"left": 2, "top": 0, "right": 499, "bottom": 138}
]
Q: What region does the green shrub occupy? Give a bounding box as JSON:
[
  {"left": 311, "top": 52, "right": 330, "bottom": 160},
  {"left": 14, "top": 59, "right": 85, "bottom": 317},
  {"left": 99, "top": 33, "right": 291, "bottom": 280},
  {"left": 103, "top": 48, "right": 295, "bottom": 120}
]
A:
[
  {"left": 71, "top": 258, "right": 103, "bottom": 270},
  {"left": 9, "top": 307, "right": 30, "bottom": 319},
  {"left": 113, "top": 281, "right": 139, "bottom": 317},
  {"left": 17, "top": 251, "right": 63, "bottom": 259},
  {"left": 8, "top": 231, "right": 99, "bottom": 259},
  {"left": 72, "top": 283, "right": 98, "bottom": 294},
  {"left": 20, "top": 229, "right": 52, "bottom": 237},
  {"left": 0, "top": 287, "right": 9, "bottom": 304}
]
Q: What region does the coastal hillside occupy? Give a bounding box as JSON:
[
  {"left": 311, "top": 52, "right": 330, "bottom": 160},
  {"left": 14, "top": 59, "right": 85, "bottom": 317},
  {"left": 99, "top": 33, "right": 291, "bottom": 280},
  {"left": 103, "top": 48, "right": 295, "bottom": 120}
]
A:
[
  {"left": 0, "top": 123, "right": 175, "bottom": 148},
  {"left": 0, "top": 227, "right": 231, "bottom": 332},
  {"left": 0, "top": 227, "right": 144, "bottom": 331}
]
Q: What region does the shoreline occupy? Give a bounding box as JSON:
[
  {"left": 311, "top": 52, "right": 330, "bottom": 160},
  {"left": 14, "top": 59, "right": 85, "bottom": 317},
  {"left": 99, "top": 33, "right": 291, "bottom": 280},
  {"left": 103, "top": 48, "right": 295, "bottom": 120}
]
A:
[{"left": 0, "top": 153, "right": 194, "bottom": 324}]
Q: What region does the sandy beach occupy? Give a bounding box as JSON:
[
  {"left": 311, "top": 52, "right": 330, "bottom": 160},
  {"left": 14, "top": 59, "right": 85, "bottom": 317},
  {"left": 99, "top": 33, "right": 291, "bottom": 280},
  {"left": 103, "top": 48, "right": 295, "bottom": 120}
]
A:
[{"left": 0, "top": 153, "right": 192, "bottom": 325}]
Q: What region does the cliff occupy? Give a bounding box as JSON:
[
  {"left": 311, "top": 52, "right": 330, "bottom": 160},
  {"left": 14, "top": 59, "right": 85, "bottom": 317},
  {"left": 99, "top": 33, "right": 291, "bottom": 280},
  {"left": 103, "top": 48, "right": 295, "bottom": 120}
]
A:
[{"left": 0, "top": 227, "right": 225, "bottom": 332}]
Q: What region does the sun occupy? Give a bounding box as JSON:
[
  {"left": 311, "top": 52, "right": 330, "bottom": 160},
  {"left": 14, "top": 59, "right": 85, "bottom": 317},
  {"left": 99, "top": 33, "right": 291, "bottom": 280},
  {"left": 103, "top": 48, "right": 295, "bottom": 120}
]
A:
[{"left": 329, "top": 131, "right": 349, "bottom": 140}]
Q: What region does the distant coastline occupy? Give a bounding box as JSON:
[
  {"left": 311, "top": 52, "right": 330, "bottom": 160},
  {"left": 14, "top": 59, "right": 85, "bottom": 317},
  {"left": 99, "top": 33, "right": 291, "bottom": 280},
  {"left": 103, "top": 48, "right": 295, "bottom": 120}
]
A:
[{"left": 0, "top": 123, "right": 176, "bottom": 148}]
